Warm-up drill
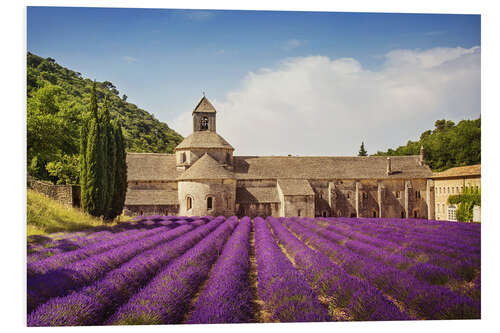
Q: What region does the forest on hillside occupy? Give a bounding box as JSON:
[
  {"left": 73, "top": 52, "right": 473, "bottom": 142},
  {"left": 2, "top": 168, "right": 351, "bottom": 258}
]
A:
[
  {"left": 27, "top": 52, "right": 183, "bottom": 184},
  {"left": 374, "top": 118, "right": 481, "bottom": 171}
]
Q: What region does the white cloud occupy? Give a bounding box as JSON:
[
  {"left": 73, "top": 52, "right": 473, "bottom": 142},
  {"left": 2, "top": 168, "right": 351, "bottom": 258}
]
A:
[
  {"left": 122, "top": 56, "right": 137, "bottom": 63},
  {"left": 171, "top": 46, "right": 480, "bottom": 156}
]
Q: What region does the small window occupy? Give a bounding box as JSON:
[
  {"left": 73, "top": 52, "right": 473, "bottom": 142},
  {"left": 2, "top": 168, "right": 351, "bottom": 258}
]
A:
[
  {"left": 297, "top": 209, "right": 301, "bottom": 217},
  {"left": 322, "top": 211, "right": 327, "bottom": 217},
  {"left": 337, "top": 210, "right": 342, "bottom": 217},
  {"left": 207, "top": 197, "right": 213, "bottom": 210},
  {"left": 452, "top": 187, "right": 455, "bottom": 194},
  {"left": 401, "top": 211, "right": 406, "bottom": 218},
  {"left": 363, "top": 192, "right": 368, "bottom": 199},
  {"left": 395, "top": 191, "right": 400, "bottom": 199},
  {"left": 414, "top": 210, "right": 418, "bottom": 218},
  {"left": 373, "top": 211, "right": 377, "bottom": 218},
  {"left": 319, "top": 193, "right": 323, "bottom": 199},
  {"left": 415, "top": 190, "right": 420, "bottom": 199},
  {"left": 350, "top": 213, "right": 356, "bottom": 218},
  {"left": 275, "top": 203, "right": 278, "bottom": 211},
  {"left": 187, "top": 197, "right": 192, "bottom": 210},
  {"left": 347, "top": 192, "right": 350, "bottom": 199},
  {"left": 181, "top": 152, "right": 186, "bottom": 163}
]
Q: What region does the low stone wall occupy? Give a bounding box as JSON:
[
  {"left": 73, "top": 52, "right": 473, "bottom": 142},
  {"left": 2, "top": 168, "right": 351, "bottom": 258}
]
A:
[{"left": 28, "top": 180, "right": 81, "bottom": 208}]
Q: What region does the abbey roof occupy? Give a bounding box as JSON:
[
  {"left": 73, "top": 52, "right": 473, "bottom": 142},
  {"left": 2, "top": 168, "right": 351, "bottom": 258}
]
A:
[
  {"left": 175, "top": 131, "right": 234, "bottom": 150},
  {"left": 236, "top": 187, "right": 280, "bottom": 203},
  {"left": 177, "top": 153, "right": 235, "bottom": 181},
  {"left": 278, "top": 179, "right": 315, "bottom": 196},
  {"left": 193, "top": 96, "right": 216, "bottom": 113},
  {"left": 432, "top": 164, "right": 481, "bottom": 179},
  {"left": 232, "top": 155, "right": 433, "bottom": 180},
  {"left": 127, "top": 153, "right": 180, "bottom": 181},
  {"left": 126, "top": 153, "right": 433, "bottom": 182}
]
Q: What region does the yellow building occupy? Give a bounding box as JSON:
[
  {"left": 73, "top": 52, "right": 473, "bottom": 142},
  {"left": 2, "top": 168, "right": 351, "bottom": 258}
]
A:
[{"left": 433, "top": 164, "right": 481, "bottom": 221}]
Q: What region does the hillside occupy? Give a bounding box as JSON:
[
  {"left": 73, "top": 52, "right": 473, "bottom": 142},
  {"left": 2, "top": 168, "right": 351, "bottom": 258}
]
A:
[
  {"left": 27, "top": 52, "right": 183, "bottom": 183},
  {"left": 374, "top": 118, "right": 481, "bottom": 172},
  {"left": 27, "top": 189, "right": 121, "bottom": 236}
]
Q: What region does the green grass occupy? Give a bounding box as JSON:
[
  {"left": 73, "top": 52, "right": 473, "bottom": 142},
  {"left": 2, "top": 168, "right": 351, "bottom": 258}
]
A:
[{"left": 27, "top": 189, "right": 126, "bottom": 237}]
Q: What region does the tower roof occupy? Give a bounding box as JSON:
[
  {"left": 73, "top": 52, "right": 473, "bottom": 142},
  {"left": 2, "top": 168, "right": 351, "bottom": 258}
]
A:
[
  {"left": 193, "top": 96, "right": 216, "bottom": 114},
  {"left": 177, "top": 153, "right": 235, "bottom": 180},
  {"left": 175, "top": 131, "right": 234, "bottom": 150}
]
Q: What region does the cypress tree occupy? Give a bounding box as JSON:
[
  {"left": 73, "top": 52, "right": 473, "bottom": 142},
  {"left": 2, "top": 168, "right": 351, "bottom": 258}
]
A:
[
  {"left": 358, "top": 142, "right": 368, "bottom": 156},
  {"left": 111, "top": 122, "right": 127, "bottom": 218},
  {"left": 81, "top": 82, "right": 100, "bottom": 215},
  {"left": 84, "top": 117, "right": 101, "bottom": 216},
  {"left": 104, "top": 120, "right": 117, "bottom": 219},
  {"left": 79, "top": 114, "right": 89, "bottom": 209},
  {"left": 99, "top": 96, "right": 111, "bottom": 218}
]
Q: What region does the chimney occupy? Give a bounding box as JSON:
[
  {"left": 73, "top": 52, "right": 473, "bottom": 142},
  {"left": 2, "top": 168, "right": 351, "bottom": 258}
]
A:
[
  {"left": 419, "top": 145, "right": 425, "bottom": 166},
  {"left": 386, "top": 157, "right": 392, "bottom": 175}
]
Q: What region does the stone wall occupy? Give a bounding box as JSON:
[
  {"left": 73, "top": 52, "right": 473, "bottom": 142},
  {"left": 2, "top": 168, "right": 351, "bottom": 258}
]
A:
[
  {"left": 124, "top": 204, "right": 179, "bottom": 216},
  {"left": 28, "top": 180, "right": 81, "bottom": 208},
  {"left": 178, "top": 179, "right": 236, "bottom": 217}
]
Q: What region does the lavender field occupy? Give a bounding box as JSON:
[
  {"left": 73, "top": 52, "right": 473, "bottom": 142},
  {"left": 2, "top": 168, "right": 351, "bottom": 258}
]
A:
[{"left": 27, "top": 215, "right": 480, "bottom": 326}]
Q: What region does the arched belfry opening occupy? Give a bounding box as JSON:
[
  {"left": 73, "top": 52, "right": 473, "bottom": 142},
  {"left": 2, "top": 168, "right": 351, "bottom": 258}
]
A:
[{"left": 200, "top": 116, "right": 209, "bottom": 131}]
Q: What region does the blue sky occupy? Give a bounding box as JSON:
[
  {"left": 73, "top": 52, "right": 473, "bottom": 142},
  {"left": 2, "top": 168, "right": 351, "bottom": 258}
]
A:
[{"left": 27, "top": 7, "right": 481, "bottom": 155}]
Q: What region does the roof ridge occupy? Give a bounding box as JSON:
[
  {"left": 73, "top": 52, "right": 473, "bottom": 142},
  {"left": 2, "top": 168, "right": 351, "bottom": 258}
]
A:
[
  {"left": 193, "top": 96, "right": 216, "bottom": 113},
  {"left": 178, "top": 153, "right": 235, "bottom": 180}
]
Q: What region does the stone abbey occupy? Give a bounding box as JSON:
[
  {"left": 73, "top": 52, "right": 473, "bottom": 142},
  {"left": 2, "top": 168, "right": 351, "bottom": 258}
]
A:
[{"left": 124, "top": 96, "right": 435, "bottom": 219}]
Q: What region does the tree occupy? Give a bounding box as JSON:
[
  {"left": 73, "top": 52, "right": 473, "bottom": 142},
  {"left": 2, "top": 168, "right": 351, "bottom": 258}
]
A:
[
  {"left": 46, "top": 154, "right": 80, "bottom": 185},
  {"left": 110, "top": 122, "right": 127, "bottom": 219},
  {"left": 358, "top": 142, "right": 368, "bottom": 156},
  {"left": 80, "top": 83, "right": 127, "bottom": 220},
  {"left": 448, "top": 185, "right": 481, "bottom": 222},
  {"left": 81, "top": 82, "right": 105, "bottom": 216}
]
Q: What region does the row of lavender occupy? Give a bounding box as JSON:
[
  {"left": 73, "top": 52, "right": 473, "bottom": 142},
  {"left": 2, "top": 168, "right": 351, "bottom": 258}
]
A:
[{"left": 28, "top": 215, "right": 480, "bottom": 325}]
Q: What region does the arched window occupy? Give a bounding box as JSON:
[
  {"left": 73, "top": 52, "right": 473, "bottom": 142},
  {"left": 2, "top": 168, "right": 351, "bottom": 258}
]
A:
[
  {"left": 414, "top": 210, "right": 418, "bottom": 218},
  {"left": 200, "top": 116, "right": 209, "bottom": 130},
  {"left": 401, "top": 211, "right": 406, "bottom": 218},
  {"left": 373, "top": 211, "right": 377, "bottom": 218},
  {"left": 337, "top": 210, "right": 342, "bottom": 217},
  {"left": 322, "top": 211, "right": 327, "bottom": 217},
  {"left": 187, "top": 196, "right": 192, "bottom": 210},
  {"left": 207, "top": 197, "right": 213, "bottom": 210},
  {"left": 297, "top": 209, "right": 302, "bottom": 217}
]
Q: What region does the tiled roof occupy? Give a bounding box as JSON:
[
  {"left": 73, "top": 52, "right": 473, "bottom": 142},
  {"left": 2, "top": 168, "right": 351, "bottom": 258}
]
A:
[
  {"left": 177, "top": 153, "right": 235, "bottom": 181},
  {"left": 127, "top": 154, "right": 433, "bottom": 181},
  {"left": 432, "top": 164, "right": 481, "bottom": 179},
  {"left": 125, "top": 189, "right": 179, "bottom": 205},
  {"left": 236, "top": 187, "right": 280, "bottom": 203},
  {"left": 193, "top": 96, "right": 216, "bottom": 113},
  {"left": 175, "top": 131, "right": 234, "bottom": 150},
  {"left": 278, "top": 179, "right": 315, "bottom": 196},
  {"left": 126, "top": 153, "right": 181, "bottom": 181},
  {"left": 232, "top": 156, "right": 433, "bottom": 180}
]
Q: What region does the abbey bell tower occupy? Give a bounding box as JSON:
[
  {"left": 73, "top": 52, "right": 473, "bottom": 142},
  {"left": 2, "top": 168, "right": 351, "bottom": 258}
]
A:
[{"left": 192, "top": 95, "right": 216, "bottom": 132}]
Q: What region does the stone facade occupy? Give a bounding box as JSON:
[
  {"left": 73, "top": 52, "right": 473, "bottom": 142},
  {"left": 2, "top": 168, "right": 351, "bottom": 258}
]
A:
[
  {"left": 433, "top": 164, "right": 481, "bottom": 221},
  {"left": 124, "top": 96, "right": 436, "bottom": 219}
]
